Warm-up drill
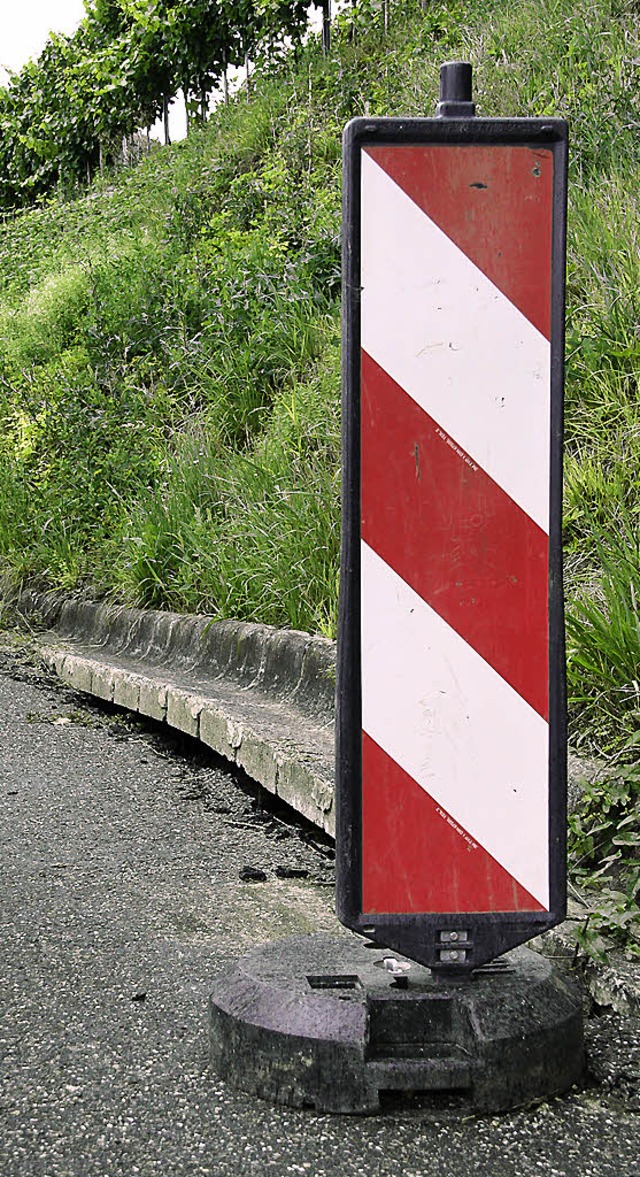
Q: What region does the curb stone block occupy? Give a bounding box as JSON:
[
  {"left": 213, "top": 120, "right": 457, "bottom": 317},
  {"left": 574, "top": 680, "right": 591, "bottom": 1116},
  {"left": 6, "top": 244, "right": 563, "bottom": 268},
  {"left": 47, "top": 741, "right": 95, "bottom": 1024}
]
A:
[
  {"left": 232, "top": 623, "right": 270, "bottom": 687},
  {"left": 585, "top": 959, "right": 640, "bottom": 1019},
  {"left": 51, "top": 650, "right": 68, "bottom": 679},
  {"left": 65, "top": 654, "right": 94, "bottom": 695},
  {"left": 276, "top": 758, "right": 334, "bottom": 835},
  {"left": 91, "top": 664, "right": 116, "bottom": 703},
  {"left": 138, "top": 679, "right": 168, "bottom": 723},
  {"left": 234, "top": 731, "right": 279, "bottom": 795},
  {"left": 199, "top": 705, "right": 243, "bottom": 763},
  {"left": 113, "top": 671, "right": 142, "bottom": 712},
  {"left": 199, "top": 619, "right": 245, "bottom": 679},
  {"left": 161, "top": 615, "right": 207, "bottom": 668},
  {"left": 166, "top": 688, "right": 207, "bottom": 738},
  {"left": 259, "top": 628, "right": 308, "bottom": 701},
  {"left": 292, "top": 637, "right": 336, "bottom": 722}
]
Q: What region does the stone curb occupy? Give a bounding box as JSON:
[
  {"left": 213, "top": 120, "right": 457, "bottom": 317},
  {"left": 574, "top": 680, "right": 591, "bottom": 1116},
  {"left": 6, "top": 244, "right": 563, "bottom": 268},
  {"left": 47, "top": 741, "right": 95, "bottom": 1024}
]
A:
[
  {"left": 11, "top": 588, "right": 640, "bottom": 1017},
  {"left": 15, "top": 589, "right": 336, "bottom": 835}
]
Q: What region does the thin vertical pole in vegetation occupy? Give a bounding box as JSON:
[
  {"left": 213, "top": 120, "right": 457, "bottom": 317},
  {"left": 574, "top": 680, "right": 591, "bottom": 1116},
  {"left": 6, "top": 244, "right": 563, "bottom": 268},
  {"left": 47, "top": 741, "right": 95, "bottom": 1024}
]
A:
[
  {"left": 245, "top": 52, "right": 251, "bottom": 100},
  {"left": 163, "top": 95, "right": 171, "bottom": 146},
  {"left": 307, "top": 65, "right": 313, "bottom": 173},
  {"left": 348, "top": 0, "right": 357, "bottom": 44},
  {"left": 223, "top": 52, "right": 229, "bottom": 106},
  {"left": 322, "top": 0, "right": 331, "bottom": 57}
]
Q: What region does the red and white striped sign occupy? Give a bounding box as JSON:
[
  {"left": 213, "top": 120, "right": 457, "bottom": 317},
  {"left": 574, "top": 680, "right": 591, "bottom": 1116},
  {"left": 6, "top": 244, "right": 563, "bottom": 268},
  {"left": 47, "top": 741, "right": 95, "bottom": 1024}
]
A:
[{"left": 359, "top": 144, "right": 554, "bottom": 915}]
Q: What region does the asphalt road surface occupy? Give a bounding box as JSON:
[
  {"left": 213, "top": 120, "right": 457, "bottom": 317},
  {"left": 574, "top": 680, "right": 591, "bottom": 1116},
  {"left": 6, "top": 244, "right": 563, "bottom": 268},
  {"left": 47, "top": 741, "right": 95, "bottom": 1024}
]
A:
[{"left": 1, "top": 637, "right": 639, "bottom": 1176}]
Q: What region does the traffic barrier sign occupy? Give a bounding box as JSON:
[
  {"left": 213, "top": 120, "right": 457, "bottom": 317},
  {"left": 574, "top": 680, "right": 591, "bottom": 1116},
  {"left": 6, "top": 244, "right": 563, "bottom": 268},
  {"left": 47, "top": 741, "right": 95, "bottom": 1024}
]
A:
[
  {"left": 337, "top": 66, "right": 569, "bottom": 972},
  {"left": 209, "top": 69, "right": 583, "bottom": 1116}
]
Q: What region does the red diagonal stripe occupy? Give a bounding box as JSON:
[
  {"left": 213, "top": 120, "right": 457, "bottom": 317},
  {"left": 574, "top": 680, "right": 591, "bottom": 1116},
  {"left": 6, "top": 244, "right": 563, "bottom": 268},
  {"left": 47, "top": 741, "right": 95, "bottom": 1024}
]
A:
[
  {"left": 361, "top": 350, "right": 549, "bottom": 720},
  {"left": 366, "top": 144, "right": 553, "bottom": 340},
  {"left": 362, "top": 732, "right": 545, "bottom": 914}
]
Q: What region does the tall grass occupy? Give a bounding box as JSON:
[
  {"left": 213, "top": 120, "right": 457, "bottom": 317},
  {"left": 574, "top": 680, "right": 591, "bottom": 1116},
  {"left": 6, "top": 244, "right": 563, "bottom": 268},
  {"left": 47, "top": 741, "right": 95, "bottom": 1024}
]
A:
[
  {"left": 118, "top": 335, "right": 341, "bottom": 636},
  {"left": 0, "top": 0, "right": 639, "bottom": 716}
]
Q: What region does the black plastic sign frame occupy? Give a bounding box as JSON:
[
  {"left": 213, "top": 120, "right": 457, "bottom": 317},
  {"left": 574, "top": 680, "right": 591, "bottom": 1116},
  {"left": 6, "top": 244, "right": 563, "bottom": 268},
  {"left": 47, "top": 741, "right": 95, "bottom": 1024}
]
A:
[{"left": 336, "top": 115, "right": 568, "bottom": 974}]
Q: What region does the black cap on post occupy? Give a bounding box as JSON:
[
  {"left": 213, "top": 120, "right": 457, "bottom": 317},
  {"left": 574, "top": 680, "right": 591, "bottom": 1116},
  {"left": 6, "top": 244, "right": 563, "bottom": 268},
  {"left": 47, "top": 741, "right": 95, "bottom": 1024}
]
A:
[{"left": 436, "top": 61, "right": 476, "bottom": 118}]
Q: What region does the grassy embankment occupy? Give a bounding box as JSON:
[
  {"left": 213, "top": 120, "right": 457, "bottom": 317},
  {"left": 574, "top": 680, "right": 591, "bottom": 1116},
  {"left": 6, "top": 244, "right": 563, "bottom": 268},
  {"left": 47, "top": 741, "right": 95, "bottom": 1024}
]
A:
[{"left": 1, "top": 0, "right": 640, "bottom": 953}]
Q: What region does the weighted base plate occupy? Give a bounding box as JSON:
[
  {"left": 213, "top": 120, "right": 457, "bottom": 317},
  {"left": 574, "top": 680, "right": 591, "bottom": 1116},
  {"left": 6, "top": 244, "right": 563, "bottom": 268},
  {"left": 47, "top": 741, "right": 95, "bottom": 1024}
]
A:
[{"left": 209, "top": 933, "right": 584, "bottom": 1114}]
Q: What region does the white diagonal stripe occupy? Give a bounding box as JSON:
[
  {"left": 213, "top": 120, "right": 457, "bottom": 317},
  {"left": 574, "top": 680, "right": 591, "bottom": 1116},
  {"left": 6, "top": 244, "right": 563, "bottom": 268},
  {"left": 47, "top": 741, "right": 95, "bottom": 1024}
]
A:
[
  {"left": 361, "top": 150, "right": 550, "bottom": 533},
  {"left": 361, "top": 541, "right": 549, "bottom": 908}
]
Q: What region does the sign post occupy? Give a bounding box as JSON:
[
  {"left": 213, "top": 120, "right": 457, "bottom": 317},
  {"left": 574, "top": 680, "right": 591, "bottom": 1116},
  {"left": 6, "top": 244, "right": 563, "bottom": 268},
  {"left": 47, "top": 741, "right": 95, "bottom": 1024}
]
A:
[
  {"left": 209, "top": 65, "right": 584, "bottom": 1113},
  {"left": 337, "top": 62, "right": 569, "bottom": 973}
]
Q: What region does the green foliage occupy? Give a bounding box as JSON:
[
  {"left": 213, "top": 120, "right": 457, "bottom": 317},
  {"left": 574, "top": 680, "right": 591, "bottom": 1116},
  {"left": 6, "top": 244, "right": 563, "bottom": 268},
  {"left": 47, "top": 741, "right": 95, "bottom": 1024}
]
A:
[
  {"left": 0, "top": 31, "right": 346, "bottom": 629},
  {"left": 0, "top": 0, "right": 314, "bottom": 210},
  {"left": 0, "top": 265, "right": 92, "bottom": 368},
  {"left": 119, "top": 340, "right": 341, "bottom": 634},
  {"left": 562, "top": 166, "right": 640, "bottom": 754},
  {"left": 566, "top": 514, "right": 640, "bottom": 750},
  {"left": 569, "top": 744, "right": 640, "bottom": 960}
]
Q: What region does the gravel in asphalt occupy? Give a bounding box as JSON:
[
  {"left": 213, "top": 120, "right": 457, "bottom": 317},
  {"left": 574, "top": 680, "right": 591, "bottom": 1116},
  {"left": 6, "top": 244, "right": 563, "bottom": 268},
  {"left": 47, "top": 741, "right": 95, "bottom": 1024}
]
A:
[{"left": 1, "top": 638, "right": 639, "bottom": 1176}]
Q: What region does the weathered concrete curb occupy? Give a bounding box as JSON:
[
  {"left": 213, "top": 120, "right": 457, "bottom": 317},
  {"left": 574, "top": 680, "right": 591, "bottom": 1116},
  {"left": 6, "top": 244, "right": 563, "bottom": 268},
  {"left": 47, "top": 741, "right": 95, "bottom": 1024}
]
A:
[
  {"left": 12, "top": 589, "right": 640, "bottom": 1018},
  {"left": 16, "top": 589, "right": 336, "bottom": 835}
]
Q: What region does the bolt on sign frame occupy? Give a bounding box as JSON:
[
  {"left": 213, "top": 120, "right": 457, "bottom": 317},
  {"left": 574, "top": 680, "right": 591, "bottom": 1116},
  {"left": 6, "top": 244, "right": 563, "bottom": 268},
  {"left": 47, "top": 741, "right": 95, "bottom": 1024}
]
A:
[{"left": 337, "top": 115, "right": 568, "bottom": 973}]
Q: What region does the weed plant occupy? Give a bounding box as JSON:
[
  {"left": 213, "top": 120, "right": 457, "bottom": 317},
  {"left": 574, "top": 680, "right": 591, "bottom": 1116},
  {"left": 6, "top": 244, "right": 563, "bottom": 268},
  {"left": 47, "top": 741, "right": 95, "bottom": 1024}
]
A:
[
  {"left": 569, "top": 742, "right": 640, "bottom": 960},
  {"left": 1, "top": 0, "right": 640, "bottom": 952}
]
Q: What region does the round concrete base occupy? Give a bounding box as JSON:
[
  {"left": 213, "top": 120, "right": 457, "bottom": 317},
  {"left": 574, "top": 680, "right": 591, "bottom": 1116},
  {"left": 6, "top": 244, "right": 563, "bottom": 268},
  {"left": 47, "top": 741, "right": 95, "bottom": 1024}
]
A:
[{"left": 209, "top": 933, "right": 584, "bottom": 1114}]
